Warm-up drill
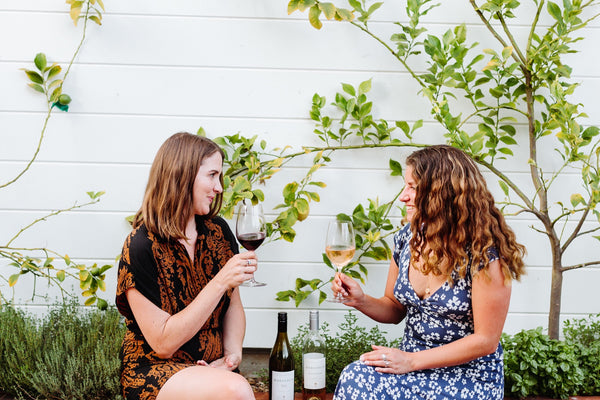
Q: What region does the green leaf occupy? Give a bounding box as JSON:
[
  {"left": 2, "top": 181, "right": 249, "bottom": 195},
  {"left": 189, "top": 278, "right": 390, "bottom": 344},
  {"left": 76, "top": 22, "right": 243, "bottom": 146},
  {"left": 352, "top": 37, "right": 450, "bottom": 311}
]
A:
[
  {"left": 358, "top": 79, "right": 372, "bottom": 95},
  {"left": 27, "top": 83, "right": 45, "bottom": 94},
  {"left": 276, "top": 290, "right": 295, "bottom": 301},
  {"left": 389, "top": 158, "right": 403, "bottom": 176},
  {"left": 547, "top": 1, "right": 562, "bottom": 22},
  {"left": 335, "top": 8, "right": 354, "bottom": 21},
  {"left": 411, "top": 119, "right": 423, "bottom": 133},
  {"left": 499, "top": 180, "right": 509, "bottom": 196},
  {"left": 8, "top": 274, "right": 19, "bottom": 287},
  {"left": 570, "top": 193, "right": 585, "bottom": 207},
  {"left": 46, "top": 64, "right": 62, "bottom": 80},
  {"left": 319, "top": 2, "right": 336, "bottom": 19},
  {"left": 24, "top": 70, "right": 44, "bottom": 84},
  {"left": 318, "top": 290, "right": 327, "bottom": 304},
  {"left": 34, "top": 53, "right": 47, "bottom": 71},
  {"left": 89, "top": 15, "right": 102, "bottom": 25},
  {"left": 367, "top": 2, "right": 383, "bottom": 16},
  {"left": 288, "top": 0, "right": 300, "bottom": 14},
  {"left": 341, "top": 83, "right": 355, "bottom": 96},
  {"left": 283, "top": 182, "right": 298, "bottom": 203},
  {"left": 70, "top": 5, "right": 83, "bottom": 25},
  {"left": 298, "top": 0, "right": 316, "bottom": 11},
  {"left": 396, "top": 121, "right": 409, "bottom": 135},
  {"left": 502, "top": 46, "right": 513, "bottom": 60},
  {"left": 499, "top": 125, "right": 516, "bottom": 136},
  {"left": 56, "top": 270, "right": 66, "bottom": 282},
  {"left": 308, "top": 4, "right": 322, "bottom": 29}
]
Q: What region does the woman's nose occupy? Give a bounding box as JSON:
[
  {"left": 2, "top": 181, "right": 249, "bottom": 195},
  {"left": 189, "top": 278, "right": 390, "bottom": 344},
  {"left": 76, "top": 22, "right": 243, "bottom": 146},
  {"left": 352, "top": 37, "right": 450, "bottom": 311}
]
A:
[
  {"left": 214, "top": 180, "right": 223, "bottom": 193},
  {"left": 399, "top": 187, "right": 409, "bottom": 202}
]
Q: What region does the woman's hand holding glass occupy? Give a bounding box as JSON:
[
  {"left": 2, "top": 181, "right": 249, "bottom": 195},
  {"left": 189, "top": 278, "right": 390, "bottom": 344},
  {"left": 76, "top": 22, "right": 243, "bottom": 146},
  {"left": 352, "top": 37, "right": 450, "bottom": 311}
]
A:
[
  {"left": 215, "top": 252, "right": 258, "bottom": 289},
  {"left": 325, "top": 220, "right": 356, "bottom": 302},
  {"left": 236, "top": 201, "right": 267, "bottom": 287},
  {"left": 332, "top": 272, "right": 365, "bottom": 307}
]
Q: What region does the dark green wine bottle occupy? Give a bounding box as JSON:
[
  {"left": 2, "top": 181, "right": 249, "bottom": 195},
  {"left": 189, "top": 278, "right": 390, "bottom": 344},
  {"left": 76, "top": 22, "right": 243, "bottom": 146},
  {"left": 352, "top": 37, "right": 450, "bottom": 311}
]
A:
[{"left": 269, "top": 312, "right": 295, "bottom": 400}]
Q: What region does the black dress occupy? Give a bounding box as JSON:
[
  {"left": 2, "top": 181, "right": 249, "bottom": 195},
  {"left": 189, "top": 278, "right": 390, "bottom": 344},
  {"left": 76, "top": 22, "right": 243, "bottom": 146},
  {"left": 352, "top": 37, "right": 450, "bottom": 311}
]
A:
[{"left": 116, "top": 216, "right": 238, "bottom": 400}]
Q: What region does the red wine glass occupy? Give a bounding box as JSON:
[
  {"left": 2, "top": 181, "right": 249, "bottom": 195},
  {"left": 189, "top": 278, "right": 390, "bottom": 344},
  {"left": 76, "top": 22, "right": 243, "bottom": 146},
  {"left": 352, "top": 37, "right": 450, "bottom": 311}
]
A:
[{"left": 236, "top": 201, "right": 267, "bottom": 287}]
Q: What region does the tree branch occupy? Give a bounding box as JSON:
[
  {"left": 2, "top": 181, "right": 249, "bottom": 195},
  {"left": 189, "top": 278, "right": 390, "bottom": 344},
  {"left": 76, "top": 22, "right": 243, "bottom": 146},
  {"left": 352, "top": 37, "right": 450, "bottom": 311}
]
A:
[{"left": 562, "top": 260, "right": 600, "bottom": 272}]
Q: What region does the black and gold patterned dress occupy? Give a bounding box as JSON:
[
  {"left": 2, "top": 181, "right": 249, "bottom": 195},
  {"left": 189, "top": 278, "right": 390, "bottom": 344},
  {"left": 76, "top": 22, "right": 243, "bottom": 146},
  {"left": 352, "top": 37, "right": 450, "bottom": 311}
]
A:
[{"left": 116, "top": 216, "right": 238, "bottom": 400}]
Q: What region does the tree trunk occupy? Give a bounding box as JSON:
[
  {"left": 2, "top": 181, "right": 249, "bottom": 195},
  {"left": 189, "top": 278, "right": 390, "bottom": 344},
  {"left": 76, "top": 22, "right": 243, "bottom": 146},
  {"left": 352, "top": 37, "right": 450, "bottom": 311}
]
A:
[{"left": 548, "top": 246, "right": 563, "bottom": 340}]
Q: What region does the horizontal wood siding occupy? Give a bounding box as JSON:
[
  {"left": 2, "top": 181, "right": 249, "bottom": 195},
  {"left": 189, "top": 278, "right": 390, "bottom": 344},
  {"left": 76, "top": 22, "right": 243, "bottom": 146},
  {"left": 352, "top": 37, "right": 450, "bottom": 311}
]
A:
[{"left": 1, "top": 1, "right": 598, "bottom": 347}]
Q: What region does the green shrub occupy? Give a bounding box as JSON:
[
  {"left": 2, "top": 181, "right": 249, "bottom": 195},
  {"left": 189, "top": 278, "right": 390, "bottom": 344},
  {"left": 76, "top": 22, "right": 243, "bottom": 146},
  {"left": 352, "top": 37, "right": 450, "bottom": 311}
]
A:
[
  {"left": 502, "top": 327, "right": 584, "bottom": 399},
  {"left": 502, "top": 314, "right": 600, "bottom": 399},
  {"left": 290, "top": 311, "right": 401, "bottom": 393},
  {"left": 563, "top": 313, "right": 600, "bottom": 396},
  {"left": 0, "top": 302, "right": 126, "bottom": 400}
]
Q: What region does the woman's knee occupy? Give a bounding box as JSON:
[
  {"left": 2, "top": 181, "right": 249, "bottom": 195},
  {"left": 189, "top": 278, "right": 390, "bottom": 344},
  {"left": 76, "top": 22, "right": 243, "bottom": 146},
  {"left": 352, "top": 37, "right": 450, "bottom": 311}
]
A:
[
  {"left": 221, "top": 373, "right": 254, "bottom": 400},
  {"left": 157, "top": 366, "right": 254, "bottom": 400}
]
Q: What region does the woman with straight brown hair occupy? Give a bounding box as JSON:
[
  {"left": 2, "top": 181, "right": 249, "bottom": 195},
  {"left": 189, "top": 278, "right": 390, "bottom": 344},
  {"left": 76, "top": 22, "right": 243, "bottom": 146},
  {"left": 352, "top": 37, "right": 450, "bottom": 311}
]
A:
[
  {"left": 116, "top": 132, "right": 256, "bottom": 400},
  {"left": 332, "top": 145, "right": 526, "bottom": 399}
]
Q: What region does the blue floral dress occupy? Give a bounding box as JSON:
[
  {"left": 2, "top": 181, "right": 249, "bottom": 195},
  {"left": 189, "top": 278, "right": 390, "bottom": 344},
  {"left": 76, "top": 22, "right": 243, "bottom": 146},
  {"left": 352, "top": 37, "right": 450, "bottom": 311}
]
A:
[{"left": 334, "top": 224, "right": 504, "bottom": 400}]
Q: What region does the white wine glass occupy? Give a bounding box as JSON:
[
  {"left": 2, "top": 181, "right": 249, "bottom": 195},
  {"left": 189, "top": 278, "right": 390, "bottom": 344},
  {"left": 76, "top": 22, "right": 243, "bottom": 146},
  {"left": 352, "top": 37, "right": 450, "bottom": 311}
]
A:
[
  {"left": 236, "top": 200, "right": 267, "bottom": 287},
  {"left": 325, "top": 219, "right": 355, "bottom": 302}
]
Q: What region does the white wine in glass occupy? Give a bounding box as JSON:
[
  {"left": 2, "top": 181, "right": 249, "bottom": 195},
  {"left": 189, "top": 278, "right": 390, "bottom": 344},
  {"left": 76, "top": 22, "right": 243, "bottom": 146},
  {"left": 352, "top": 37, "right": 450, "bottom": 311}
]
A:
[
  {"left": 236, "top": 201, "right": 267, "bottom": 287},
  {"left": 325, "top": 220, "right": 355, "bottom": 302}
]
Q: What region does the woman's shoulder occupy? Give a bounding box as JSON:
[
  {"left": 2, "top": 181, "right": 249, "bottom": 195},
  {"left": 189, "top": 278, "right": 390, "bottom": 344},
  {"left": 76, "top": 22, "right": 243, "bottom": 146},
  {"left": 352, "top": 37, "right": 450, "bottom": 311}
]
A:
[
  {"left": 486, "top": 246, "right": 500, "bottom": 263},
  {"left": 121, "top": 224, "right": 156, "bottom": 263},
  {"left": 127, "top": 224, "right": 152, "bottom": 247},
  {"left": 394, "top": 223, "right": 412, "bottom": 244},
  {"left": 196, "top": 215, "right": 232, "bottom": 234}
]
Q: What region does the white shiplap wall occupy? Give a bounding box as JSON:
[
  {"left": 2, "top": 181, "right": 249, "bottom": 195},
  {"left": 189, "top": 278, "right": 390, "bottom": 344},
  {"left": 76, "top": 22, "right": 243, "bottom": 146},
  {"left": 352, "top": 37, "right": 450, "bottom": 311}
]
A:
[{"left": 1, "top": 1, "right": 599, "bottom": 348}]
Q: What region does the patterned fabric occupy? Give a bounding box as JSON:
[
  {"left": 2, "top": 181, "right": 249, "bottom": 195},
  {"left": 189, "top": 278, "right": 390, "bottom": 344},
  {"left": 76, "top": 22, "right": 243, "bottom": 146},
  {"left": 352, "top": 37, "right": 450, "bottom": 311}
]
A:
[
  {"left": 334, "top": 224, "right": 504, "bottom": 400},
  {"left": 116, "top": 216, "right": 238, "bottom": 400}
]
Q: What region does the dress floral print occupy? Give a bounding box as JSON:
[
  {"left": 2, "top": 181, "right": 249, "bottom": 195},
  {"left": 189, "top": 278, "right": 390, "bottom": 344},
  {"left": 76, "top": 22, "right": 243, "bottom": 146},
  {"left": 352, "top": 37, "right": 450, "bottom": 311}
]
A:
[
  {"left": 116, "top": 216, "right": 238, "bottom": 400},
  {"left": 334, "top": 224, "right": 504, "bottom": 400}
]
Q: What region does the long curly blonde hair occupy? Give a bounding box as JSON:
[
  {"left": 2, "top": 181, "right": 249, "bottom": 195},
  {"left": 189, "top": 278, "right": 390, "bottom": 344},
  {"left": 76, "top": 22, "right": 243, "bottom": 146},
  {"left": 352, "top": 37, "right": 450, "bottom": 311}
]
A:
[{"left": 406, "top": 145, "right": 525, "bottom": 283}]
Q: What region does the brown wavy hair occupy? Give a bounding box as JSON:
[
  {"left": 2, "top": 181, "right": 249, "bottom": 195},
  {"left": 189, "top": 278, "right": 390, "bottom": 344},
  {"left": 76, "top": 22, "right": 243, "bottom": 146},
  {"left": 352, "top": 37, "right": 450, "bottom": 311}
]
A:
[
  {"left": 132, "top": 132, "right": 225, "bottom": 241},
  {"left": 406, "top": 145, "right": 525, "bottom": 283}
]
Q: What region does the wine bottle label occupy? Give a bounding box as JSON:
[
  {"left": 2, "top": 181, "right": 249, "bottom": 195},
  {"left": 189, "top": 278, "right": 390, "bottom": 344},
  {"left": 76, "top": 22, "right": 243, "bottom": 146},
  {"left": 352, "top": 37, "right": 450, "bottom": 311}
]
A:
[
  {"left": 271, "top": 370, "right": 295, "bottom": 399},
  {"left": 303, "top": 353, "right": 326, "bottom": 389}
]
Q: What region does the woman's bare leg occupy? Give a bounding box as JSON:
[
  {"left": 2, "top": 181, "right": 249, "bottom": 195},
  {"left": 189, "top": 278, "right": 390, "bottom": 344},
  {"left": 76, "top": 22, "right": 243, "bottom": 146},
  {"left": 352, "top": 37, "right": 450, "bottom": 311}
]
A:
[{"left": 156, "top": 365, "right": 255, "bottom": 400}]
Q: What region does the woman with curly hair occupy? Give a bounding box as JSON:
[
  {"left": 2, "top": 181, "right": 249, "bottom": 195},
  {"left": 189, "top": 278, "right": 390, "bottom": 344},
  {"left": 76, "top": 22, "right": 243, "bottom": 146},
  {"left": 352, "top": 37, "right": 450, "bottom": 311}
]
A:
[
  {"left": 331, "top": 145, "right": 526, "bottom": 400},
  {"left": 116, "top": 132, "right": 256, "bottom": 400}
]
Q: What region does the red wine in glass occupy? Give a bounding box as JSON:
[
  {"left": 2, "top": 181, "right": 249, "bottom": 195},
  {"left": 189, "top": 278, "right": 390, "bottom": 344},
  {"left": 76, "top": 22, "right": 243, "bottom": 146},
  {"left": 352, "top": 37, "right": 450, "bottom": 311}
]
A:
[
  {"left": 237, "top": 232, "right": 266, "bottom": 251},
  {"left": 236, "top": 201, "right": 267, "bottom": 287}
]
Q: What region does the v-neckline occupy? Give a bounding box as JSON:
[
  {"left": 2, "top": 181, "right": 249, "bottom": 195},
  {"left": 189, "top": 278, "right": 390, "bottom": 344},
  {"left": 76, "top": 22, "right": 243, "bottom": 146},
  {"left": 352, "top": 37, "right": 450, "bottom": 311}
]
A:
[{"left": 405, "top": 260, "right": 446, "bottom": 301}]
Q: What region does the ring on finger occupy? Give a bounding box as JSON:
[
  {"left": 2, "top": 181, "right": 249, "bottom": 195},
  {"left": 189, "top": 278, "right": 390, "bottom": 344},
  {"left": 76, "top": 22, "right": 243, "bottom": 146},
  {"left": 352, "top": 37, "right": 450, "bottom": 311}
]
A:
[
  {"left": 381, "top": 354, "right": 387, "bottom": 362},
  {"left": 246, "top": 259, "right": 250, "bottom": 266},
  {"left": 385, "top": 360, "right": 390, "bottom": 367}
]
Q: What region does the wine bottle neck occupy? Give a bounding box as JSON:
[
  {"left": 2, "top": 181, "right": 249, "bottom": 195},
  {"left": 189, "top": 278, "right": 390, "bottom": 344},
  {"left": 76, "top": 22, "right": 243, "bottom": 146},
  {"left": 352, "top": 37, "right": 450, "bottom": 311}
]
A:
[
  {"left": 309, "top": 311, "right": 319, "bottom": 331},
  {"left": 277, "top": 312, "right": 288, "bottom": 333},
  {"left": 278, "top": 320, "right": 287, "bottom": 333}
]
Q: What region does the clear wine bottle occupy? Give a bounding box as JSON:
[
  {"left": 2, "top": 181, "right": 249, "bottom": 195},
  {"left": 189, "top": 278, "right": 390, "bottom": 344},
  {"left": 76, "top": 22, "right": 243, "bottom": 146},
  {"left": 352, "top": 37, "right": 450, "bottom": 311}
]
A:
[{"left": 302, "top": 310, "right": 326, "bottom": 400}]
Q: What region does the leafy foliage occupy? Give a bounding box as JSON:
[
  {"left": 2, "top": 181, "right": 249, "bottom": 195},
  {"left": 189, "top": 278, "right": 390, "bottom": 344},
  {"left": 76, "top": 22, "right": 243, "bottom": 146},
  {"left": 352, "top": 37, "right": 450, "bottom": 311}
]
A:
[
  {"left": 278, "top": 0, "right": 600, "bottom": 339},
  {"left": 0, "top": 303, "right": 125, "bottom": 400},
  {"left": 0, "top": 1, "right": 109, "bottom": 308},
  {"left": 502, "top": 315, "right": 600, "bottom": 399},
  {"left": 562, "top": 313, "right": 600, "bottom": 395}
]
